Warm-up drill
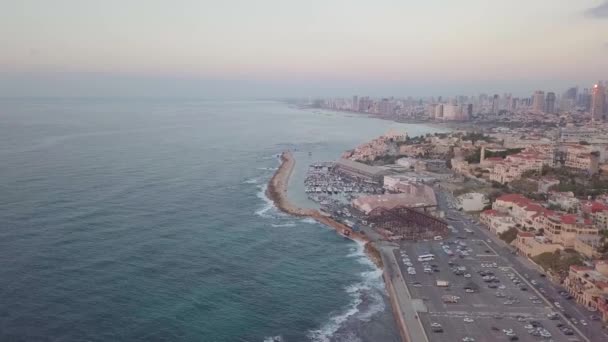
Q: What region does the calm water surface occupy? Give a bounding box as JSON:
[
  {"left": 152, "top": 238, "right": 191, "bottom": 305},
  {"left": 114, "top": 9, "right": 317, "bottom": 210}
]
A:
[{"left": 0, "top": 99, "right": 441, "bottom": 342}]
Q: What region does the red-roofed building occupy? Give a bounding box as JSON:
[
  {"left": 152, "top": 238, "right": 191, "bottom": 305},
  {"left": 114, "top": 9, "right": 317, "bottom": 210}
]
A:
[
  {"left": 493, "top": 194, "right": 544, "bottom": 229},
  {"left": 564, "top": 262, "right": 608, "bottom": 322},
  {"left": 513, "top": 231, "right": 562, "bottom": 258},
  {"left": 489, "top": 151, "right": 551, "bottom": 184},
  {"left": 564, "top": 144, "right": 600, "bottom": 174},
  {"left": 480, "top": 209, "right": 514, "bottom": 235},
  {"left": 581, "top": 201, "right": 608, "bottom": 214}
]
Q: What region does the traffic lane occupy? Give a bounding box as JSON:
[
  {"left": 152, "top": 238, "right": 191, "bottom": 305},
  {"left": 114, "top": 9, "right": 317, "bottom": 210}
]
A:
[
  {"left": 441, "top": 199, "right": 603, "bottom": 341},
  {"left": 401, "top": 240, "right": 569, "bottom": 339}
]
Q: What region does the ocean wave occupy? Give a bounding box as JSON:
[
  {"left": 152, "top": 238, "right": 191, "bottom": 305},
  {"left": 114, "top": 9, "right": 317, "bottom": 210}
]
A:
[
  {"left": 263, "top": 336, "right": 283, "bottom": 342},
  {"left": 308, "top": 241, "right": 386, "bottom": 341},
  {"left": 271, "top": 222, "right": 296, "bottom": 228},
  {"left": 255, "top": 184, "right": 277, "bottom": 218},
  {"left": 256, "top": 167, "right": 278, "bottom": 171},
  {"left": 243, "top": 177, "right": 259, "bottom": 184},
  {"left": 300, "top": 217, "right": 317, "bottom": 225}
]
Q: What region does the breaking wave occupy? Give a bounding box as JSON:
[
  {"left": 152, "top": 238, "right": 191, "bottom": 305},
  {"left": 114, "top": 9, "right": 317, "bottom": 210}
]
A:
[{"left": 308, "top": 241, "right": 386, "bottom": 341}]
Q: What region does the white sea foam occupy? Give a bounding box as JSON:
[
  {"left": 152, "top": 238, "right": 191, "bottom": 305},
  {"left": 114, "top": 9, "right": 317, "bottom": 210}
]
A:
[
  {"left": 255, "top": 184, "right": 276, "bottom": 218},
  {"left": 300, "top": 217, "right": 318, "bottom": 225},
  {"left": 271, "top": 222, "right": 296, "bottom": 228},
  {"left": 243, "top": 177, "right": 259, "bottom": 184},
  {"left": 256, "top": 167, "right": 278, "bottom": 171},
  {"left": 263, "top": 336, "right": 283, "bottom": 342},
  {"left": 308, "top": 241, "right": 386, "bottom": 341}
]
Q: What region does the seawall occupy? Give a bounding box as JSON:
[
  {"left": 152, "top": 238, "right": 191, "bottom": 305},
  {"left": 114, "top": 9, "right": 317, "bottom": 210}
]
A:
[{"left": 265, "top": 151, "right": 369, "bottom": 243}]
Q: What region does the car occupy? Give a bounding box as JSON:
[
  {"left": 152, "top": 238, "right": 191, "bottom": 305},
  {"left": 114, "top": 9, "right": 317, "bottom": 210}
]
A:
[
  {"left": 563, "top": 329, "right": 574, "bottom": 336},
  {"left": 412, "top": 282, "right": 422, "bottom": 287},
  {"left": 464, "top": 273, "right": 471, "bottom": 278},
  {"left": 556, "top": 322, "right": 565, "bottom": 328},
  {"left": 465, "top": 289, "right": 475, "bottom": 293},
  {"left": 464, "top": 317, "right": 474, "bottom": 323},
  {"left": 502, "top": 328, "right": 513, "bottom": 334},
  {"left": 580, "top": 320, "right": 587, "bottom": 326},
  {"left": 508, "top": 336, "right": 519, "bottom": 341},
  {"left": 590, "top": 315, "right": 600, "bottom": 321},
  {"left": 462, "top": 338, "right": 475, "bottom": 342},
  {"left": 531, "top": 280, "right": 538, "bottom": 285},
  {"left": 491, "top": 326, "right": 499, "bottom": 331}
]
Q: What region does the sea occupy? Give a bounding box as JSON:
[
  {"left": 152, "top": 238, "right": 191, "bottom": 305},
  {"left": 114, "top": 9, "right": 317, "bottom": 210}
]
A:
[{"left": 0, "top": 99, "right": 443, "bottom": 342}]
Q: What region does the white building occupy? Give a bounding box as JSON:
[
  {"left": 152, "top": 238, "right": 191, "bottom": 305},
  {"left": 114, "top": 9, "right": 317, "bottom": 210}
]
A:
[{"left": 456, "top": 193, "right": 489, "bottom": 212}]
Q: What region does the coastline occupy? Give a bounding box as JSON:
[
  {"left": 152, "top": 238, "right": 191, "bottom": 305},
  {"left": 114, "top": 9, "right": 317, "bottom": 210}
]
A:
[
  {"left": 265, "top": 151, "right": 382, "bottom": 265},
  {"left": 266, "top": 151, "right": 416, "bottom": 341}
]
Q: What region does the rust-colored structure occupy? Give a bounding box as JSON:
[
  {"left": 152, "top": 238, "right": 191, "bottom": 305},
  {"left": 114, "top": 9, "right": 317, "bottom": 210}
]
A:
[{"left": 366, "top": 206, "right": 448, "bottom": 240}]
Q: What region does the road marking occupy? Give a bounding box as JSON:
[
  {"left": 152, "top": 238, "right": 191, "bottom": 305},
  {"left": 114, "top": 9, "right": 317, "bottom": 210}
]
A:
[{"left": 506, "top": 266, "right": 590, "bottom": 342}]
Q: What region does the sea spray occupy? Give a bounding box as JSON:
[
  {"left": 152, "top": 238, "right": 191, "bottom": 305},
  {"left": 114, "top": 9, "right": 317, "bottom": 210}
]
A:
[{"left": 308, "top": 240, "right": 386, "bottom": 341}]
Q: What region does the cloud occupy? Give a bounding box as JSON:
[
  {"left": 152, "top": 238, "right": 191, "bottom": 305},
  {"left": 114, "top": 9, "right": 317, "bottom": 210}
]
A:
[{"left": 586, "top": 1, "right": 608, "bottom": 18}]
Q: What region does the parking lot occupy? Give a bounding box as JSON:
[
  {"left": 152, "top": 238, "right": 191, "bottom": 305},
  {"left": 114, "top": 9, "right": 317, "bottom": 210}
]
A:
[{"left": 395, "top": 237, "right": 585, "bottom": 342}]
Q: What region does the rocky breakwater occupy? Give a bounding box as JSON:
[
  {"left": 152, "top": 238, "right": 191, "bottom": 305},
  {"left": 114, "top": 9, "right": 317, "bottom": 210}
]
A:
[{"left": 265, "top": 151, "right": 381, "bottom": 265}]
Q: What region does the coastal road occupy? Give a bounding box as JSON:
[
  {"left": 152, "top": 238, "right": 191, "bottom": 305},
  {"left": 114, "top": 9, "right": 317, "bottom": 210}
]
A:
[
  {"left": 379, "top": 243, "right": 429, "bottom": 342},
  {"left": 436, "top": 190, "right": 608, "bottom": 342}
]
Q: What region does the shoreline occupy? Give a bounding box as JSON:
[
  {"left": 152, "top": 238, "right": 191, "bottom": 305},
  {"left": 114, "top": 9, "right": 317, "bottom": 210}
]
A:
[
  {"left": 265, "top": 151, "right": 416, "bottom": 341},
  {"left": 265, "top": 151, "right": 383, "bottom": 266}
]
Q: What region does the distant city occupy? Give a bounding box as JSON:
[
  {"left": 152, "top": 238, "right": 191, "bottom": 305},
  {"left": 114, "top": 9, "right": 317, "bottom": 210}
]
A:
[{"left": 307, "top": 81, "right": 608, "bottom": 125}]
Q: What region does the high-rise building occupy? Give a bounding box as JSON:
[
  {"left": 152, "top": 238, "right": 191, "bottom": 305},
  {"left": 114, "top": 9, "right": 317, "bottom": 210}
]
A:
[
  {"left": 545, "top": 92, "right": 556, "bottom": 114},
  {"left": 434, "top": 104, "right": 444, "bottom": 119},
  {"left": 560, "top": 87, "right": 578, "bottom": 113},
  {"left": 352, "top": 96, "right": 358, "bottom": 111},
  {"left": 563, "top": 87, "right": 578, "bottom": 100},
  {"left": 578, "top": 88, "right": 592, "bottom": 111},
  {"left": 532, "top": 91, "right": 545, "bottom": 112},
  {"left": 491, "top": 94, "right": 499, "bottom": 114},
  {"left": 591, "top": 82, "right": 607, "bottom": 121}
]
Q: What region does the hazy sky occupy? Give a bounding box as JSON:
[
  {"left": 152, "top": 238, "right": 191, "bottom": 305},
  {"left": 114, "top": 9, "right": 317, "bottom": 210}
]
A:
[{"left": 1, "top": 0, "right": 607, "bottom": 97}]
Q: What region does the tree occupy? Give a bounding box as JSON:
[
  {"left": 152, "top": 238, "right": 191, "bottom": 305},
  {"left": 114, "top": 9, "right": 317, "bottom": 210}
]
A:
[{"left": 499, "top": 227, "right": 519, "bottom": 244}]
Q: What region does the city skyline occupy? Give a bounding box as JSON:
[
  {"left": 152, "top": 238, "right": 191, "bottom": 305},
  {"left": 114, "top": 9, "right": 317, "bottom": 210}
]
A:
[{"left": 1, "top": 0, "right": 607, "bottom": 98}]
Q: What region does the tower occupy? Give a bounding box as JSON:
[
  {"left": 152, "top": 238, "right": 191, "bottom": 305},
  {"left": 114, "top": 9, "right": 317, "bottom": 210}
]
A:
[
  {"left": 545, "top": 92, "right": 556, "bottom": 114},
  {"left": 591, "top": 82, "right": 606, "bottom": 121},
  {"left": 532, "top": 91, "right": 545, "bottom": 112}
]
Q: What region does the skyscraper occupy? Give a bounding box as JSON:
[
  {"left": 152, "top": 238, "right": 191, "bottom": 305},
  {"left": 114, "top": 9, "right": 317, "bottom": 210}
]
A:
[
  {"left": 491, "top": 94, "right": 499, "bottom": 114},
  {"left": 532, "top": 91, "right": 545, "bottom": 112},
  {"left": 545, "top": 92, "right": 556, "bottom": 114},
  {"left": 352, "top": 96, "right": 358, "bottom": 111},
  {"left": 591, "top": 82, "right": 606, "bottom": 121}
]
